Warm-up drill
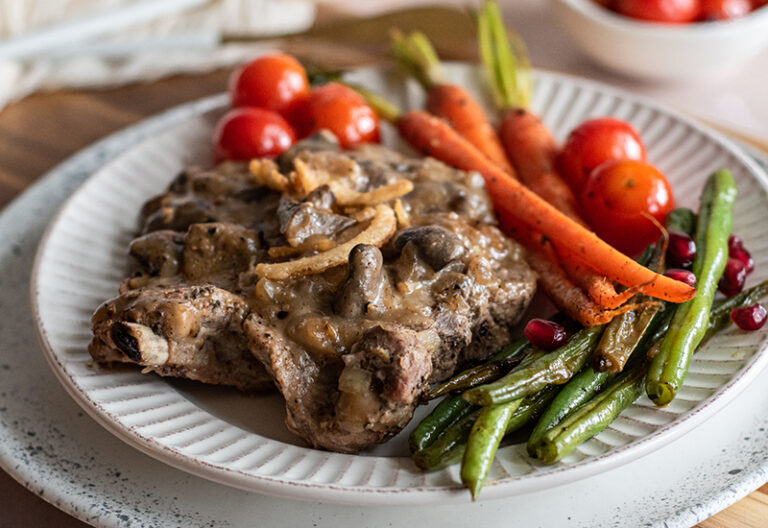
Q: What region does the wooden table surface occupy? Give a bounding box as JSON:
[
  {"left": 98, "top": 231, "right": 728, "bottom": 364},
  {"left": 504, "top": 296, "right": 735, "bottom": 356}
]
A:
[{"left": 1, "top": 6, "right": 768, "bottom": 528}]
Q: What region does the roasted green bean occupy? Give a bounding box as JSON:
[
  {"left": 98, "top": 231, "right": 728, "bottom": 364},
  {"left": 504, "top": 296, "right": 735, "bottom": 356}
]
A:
[
  {"left": 409, "top": 395, "right": 477, "bottom": 453},
  {"left": 413, "top": 386, "right": 559, "bottom": 473},
  {"left": 526, "top": 365, "right": 610, "bottom": 456},
  {"left": 426, "top": 337, "right": 531, "bottom": 399},
  {"left": 412, "top": 409, "right": 481, "bottom": 470},
  {"left": 647, "top": 170, "right": 737, "bottom": 406},
  {"left": 592, "top": 304, "right": 660, "bottom": 373},
  {"left": 462, "top": 325, "right": 604, "bottom": 407},
  {"left": 665, "top": 207, "right": 697, "bottom": 236},
  {"left": 461, "top": 399, "right": 522, "bottom": 499},
  {"left": 533, "top": 360, "right": 647, "bottom": 464}
]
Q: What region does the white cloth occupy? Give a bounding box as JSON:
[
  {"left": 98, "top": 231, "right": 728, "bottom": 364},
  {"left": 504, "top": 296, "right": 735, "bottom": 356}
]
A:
[{"left": 0, "top": 0, "right": 316, "bottom": 110}]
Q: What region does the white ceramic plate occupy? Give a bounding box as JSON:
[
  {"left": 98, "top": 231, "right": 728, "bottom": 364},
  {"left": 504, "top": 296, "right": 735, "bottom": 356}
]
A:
[
  {"left": 5, "top": 92, "right": 768, "bottom": 527},
  {"left": 31, "top": 65, "right": 768, "bottom": 505}
]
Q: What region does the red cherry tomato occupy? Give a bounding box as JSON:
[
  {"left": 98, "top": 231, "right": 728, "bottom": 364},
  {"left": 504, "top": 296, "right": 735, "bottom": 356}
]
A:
[
  {"left": 613, "top": 0, "right": 701, "bottom": 23},
  {"left": 296, "top": 83, "right": 380, "bottom": 148},
  {"left": 558, "top": 117, "right": 646, "bottom": 191},
  {"left": 229, "top": 54, "right": 309, "bottom": 117},
  {"left": 581, "top": 159, "right": 675, "bottom": 256},
  {"left": 212, "top": 107, "right": 295, "bottom": 162},
  {"left": 700, "top": 0, "right": 751, "bottom": 19}
]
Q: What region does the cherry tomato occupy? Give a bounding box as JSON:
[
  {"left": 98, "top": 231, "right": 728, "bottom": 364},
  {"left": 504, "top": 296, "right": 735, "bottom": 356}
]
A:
[
  {"left": 700, "top": 0, "right": 751, "bottom": 19},
  {"left": 613, "top": 0, "right": 701, "bottom": 23},
  {"left": 229, "top": 54, "right": 309, "bottom": 117},
  {"left": 295, "top": 82, "right": 380, "bottom": 148},
  {"left": 212, "top": 107, "right": 295, "bottom": 162},
  {"left": 581, "top": 159, "right": 675, "bottom": 256},
  {"left": 558, "top": 117, "right": 646, "bottom": 191}
]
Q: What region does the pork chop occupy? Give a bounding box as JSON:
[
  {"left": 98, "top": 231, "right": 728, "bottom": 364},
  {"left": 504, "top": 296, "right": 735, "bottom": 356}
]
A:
[{"left": 89, "top": 133, "right": 537, "bottom": 452}]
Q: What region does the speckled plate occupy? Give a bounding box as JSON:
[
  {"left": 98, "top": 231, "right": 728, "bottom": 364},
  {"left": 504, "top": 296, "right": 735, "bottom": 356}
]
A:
[
  {"left": 29, "top": 65, "right": 768, "bottom": 506},
  {"left": 3, "top": 82, "right": 768, "bottom": 526}
]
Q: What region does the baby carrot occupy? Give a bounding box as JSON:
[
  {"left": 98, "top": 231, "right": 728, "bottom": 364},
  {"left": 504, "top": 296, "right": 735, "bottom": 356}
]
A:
[
  {"left": 498, "top": 108, "right": 580, "bottom": 218},
  {"left": 391, "top": 30, "right": 515, "bottom": 175},
  {"left": 479, "top": 2, "right": 636, "bottom": 311}
]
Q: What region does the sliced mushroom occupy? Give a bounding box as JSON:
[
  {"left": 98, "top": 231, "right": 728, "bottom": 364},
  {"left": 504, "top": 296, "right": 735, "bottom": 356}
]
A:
[
  {"left": 390, "top": 226, "right": 466, "bottom": 271},
  {"left": 277, "top": 194, "right": 354, "bottom": 247},
  {"left": 278, "top": 130, "right": 340, "bottom": 173},
  {"left": 334, "top": 244, "right": 384, "bottom": 318}
]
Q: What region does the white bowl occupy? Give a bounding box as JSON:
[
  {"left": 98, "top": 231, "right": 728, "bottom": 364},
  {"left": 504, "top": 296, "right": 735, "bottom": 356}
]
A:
[{"left": 551, "top": 0, "right": 768, "bottom": 81}]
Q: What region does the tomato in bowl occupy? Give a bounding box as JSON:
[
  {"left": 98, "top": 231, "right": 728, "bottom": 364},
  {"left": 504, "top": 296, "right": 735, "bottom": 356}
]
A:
[{"left": 551, "top": 0, "right": 768, "bottom": 80}]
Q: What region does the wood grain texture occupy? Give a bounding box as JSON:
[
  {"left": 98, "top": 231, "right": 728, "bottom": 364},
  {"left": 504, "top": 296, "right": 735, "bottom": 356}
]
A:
[{"left": 0, "top": 5, "right": 766, "bottom": 527}]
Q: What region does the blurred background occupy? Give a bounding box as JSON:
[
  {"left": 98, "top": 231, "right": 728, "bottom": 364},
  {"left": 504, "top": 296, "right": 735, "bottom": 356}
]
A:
[{"left": 0, "top": 0, "right": 766, "bottom": 137}]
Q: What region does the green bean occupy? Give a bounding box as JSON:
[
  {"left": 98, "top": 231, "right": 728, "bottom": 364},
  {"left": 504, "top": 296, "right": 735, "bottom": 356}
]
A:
[
  {"left": 592, "top": 303, "right": 660, "bottom": 373},
  {"left": 665, "top": 207, "right": 697, "bottom": 235},
  {"left": 462, "top": 325, "right": 604, "bottom": 407},
  {"left": 412, "top": 386, "right": 559, "bottom": 473},
  {"left": 590, "top": 234, "right": 672, "bottom": 374},
  {"left": 526, "top": 366, "right": 611, "bottom": 456},
  {"left": 461, "top": 399, "right": 522, "bottom": 499},
  {"left": 409, "top": 395, "right": 477, "bottom": 453},
  {"left": 639, "top": 303, "right": 676, "bottom": 348},
  {"left": 534, "top": 360, "right": 647, "bottom": 464},
  {"left": 426, "top": 337, "right": 531, "bottom": 399},
  {"left": 504, "top": 385, "right": 562, "bottom": 434},
  {"left": 647, "top": 170, "right": 737, "bottom": 407},
  {"left": 412, "top": 409, "right": 480, "bottom": 470},
  {"left": 641, "top": 281, "right": 766, "bottom": 359}
]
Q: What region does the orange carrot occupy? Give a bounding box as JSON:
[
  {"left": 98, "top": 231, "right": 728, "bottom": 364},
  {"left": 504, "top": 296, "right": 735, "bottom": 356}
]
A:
[
  {"left": 479, "top": 2, "right": 641, "bottom": 311},
  {"left": 498, "top": 212, "right": 655, "bottom": 326},
  {"left": 499, "top": 107, "right": 639, "bottom": 309},
  {"left": 499, "top": 108, "right": 580, "bottom": 219},
  {"left": 396, "top": 110, "right": 695, "bottom": 304},
  {"left": 426, "top": 84, "right": 515, "bottom": 175},
  {"left": 391, "top": 30, "right": 516, "bottom": 175},
  {"left": 555, "top": 246, "right": 643, "bottom": 308}
]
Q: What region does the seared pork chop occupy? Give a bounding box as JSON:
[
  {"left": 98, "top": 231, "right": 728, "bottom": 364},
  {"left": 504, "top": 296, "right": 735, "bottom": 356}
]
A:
[{"left": 89, "top": 133, "right": 536, "bottom": 452}]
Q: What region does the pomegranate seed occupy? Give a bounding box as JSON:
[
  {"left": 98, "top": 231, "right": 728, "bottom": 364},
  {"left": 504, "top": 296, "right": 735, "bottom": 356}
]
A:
[
  {"left": 731, "top": 303, "right": 767, "bottom": 331},
  {"left": 524, "top": 319, "right": 567, "bottom": 351},
  {"left": 730, "top": 246, "right": 755, "bottom": 275},
  {"left": 728, "top": 235, "right": 744, "bottom": 252},
  {"left": 664, "top": 268, "right": 696, "bottom": 287},
  {"left": 667, "top": 231, "right": 696, "bottom": 268},
  {"left": 718, "top": 258, "right": 747, "bottom": 298}
]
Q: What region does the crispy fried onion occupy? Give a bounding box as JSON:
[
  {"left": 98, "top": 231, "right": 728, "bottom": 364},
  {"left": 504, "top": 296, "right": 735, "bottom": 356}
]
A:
[
  {"left": 294, "top": 157, "right": 413, "bottom": 205},
  {"left": 328, "top": 179, "right": 413, "bottom": 206},
  {"left": 394, "top": 198, "right": 411, "bottom": 229},
  {"left": 251, "top": 157, "right": 413, "bottom": 207},
  {"left": 345, "top": 206, "right": 377, "bottom": 223},
  {"left": 248, "top": 159, "right": 291, "bottom": 193},
  {"left": 267, "top": 236, "right": 337, "bottom": 258},
  {"left": 255, "top": 204, "right": 396, "bottom": 280}
]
